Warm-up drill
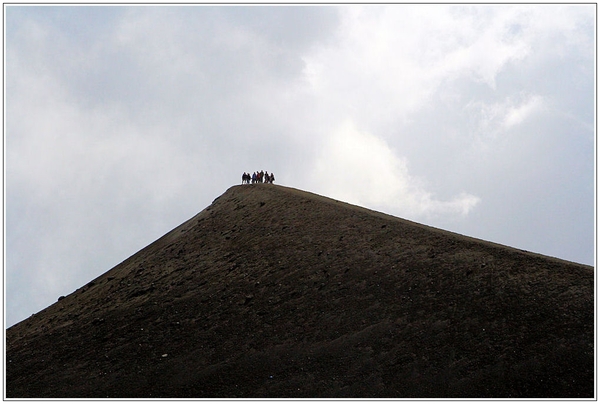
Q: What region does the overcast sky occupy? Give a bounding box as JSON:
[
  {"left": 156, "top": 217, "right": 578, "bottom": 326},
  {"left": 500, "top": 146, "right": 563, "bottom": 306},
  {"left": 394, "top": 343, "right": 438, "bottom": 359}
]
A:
[{"left": 5, "top": 4, "right": 595, "bottom": 328}]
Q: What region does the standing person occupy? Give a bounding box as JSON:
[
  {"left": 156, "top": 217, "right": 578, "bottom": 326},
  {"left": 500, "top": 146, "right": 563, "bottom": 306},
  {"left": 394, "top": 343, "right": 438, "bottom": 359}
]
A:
[
  {"left": 270, "top": 172, "right": 275, "bottom": 184},
  {"left": 252, "top": 172, "right": 257, "bottom": 184}
]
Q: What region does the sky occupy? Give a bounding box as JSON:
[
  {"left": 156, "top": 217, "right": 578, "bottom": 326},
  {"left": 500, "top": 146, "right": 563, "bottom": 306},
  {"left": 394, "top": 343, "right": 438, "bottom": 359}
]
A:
[{"left": 5, "top": 4, "right": 595, "bottom": 328}]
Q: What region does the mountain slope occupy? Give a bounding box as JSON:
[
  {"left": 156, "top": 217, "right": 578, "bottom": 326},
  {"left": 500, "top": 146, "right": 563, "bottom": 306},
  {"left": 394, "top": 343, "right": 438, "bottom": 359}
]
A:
[{"left": 6, "top": 184, "right": 594, "bottom": 398}]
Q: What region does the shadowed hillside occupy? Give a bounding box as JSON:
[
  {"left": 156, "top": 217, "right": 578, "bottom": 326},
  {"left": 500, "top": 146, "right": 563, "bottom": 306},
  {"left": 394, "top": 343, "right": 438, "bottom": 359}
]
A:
[{"left": 6, "top": 184, "right": 594, "bottom": 398}]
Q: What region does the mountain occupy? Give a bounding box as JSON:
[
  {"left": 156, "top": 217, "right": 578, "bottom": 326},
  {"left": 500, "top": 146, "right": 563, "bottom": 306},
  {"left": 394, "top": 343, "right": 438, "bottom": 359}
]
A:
[{"left": 6, "top": 184, "right": 594, "bottom": 398}]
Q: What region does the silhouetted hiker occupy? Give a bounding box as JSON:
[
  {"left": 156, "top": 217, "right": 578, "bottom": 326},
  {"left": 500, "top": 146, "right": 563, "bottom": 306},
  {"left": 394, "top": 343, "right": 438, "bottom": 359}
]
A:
[
  {"left": 242, "top": 172, "right": 250, "bottom": 184},
  {"left": 252, "top": 172, "right": 257, "bottom": 184},
  {"left": 270, "top": 173, "right": 275, "bottom": 183}
]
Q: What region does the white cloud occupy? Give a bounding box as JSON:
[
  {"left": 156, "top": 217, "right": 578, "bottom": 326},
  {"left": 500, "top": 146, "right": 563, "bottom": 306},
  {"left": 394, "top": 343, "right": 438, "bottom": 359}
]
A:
[
  {"left": 311, "top": 121, "right": 480, "bottom": 220},
  {"left": 300, "top": 5, "right": 539, "bottom": 131},
  {"left": 461, "top": 93, "right": 548, "bottom": 156},
  {"left": 503, "top": 94, "right": 545, "bottom": 128}
]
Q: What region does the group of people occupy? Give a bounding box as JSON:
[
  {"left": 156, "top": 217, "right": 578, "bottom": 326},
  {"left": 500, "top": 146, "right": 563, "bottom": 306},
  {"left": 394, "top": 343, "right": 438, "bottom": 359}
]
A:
[{"left": 242, "top": 171, "right": 275, "bottom": 184}]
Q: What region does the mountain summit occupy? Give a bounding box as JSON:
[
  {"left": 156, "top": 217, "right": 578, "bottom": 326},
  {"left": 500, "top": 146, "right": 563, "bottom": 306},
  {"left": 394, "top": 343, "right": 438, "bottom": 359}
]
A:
[{"left": 6, "top": 184, "right": 594, "bottom": 398}]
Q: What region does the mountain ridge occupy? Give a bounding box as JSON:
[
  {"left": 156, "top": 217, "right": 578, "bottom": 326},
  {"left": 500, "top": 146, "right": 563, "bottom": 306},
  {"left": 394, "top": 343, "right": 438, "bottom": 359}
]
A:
[{"left": 6, "top": 184, "right": 594, "bottom": 398}]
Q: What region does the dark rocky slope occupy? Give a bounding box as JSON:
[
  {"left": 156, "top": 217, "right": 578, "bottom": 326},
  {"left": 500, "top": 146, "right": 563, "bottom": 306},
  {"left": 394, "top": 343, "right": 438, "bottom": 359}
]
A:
[{"left": 6, "top": 184, "right": 594, "bottom": 398}]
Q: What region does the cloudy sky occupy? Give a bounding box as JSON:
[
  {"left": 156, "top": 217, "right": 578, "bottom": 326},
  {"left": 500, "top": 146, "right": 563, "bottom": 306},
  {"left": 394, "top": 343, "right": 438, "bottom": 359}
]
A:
[{"left": 5, "top": 4, "right": 595, "bottom": 327}]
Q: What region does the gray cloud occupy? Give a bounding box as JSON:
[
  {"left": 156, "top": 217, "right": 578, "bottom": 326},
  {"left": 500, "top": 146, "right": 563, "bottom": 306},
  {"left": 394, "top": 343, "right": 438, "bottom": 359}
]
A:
[{"left": 5, "top": 5, "right": 594, "bottom": 327}]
